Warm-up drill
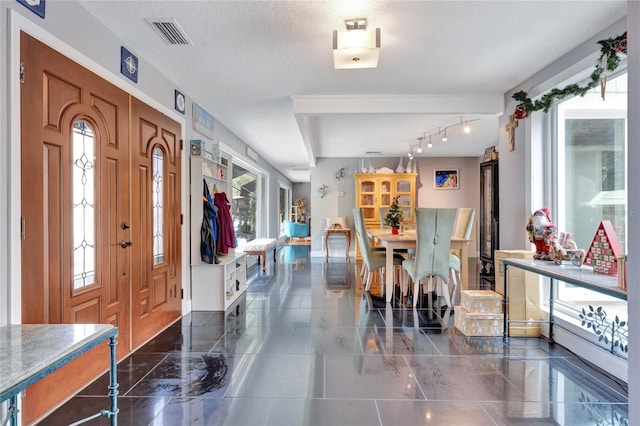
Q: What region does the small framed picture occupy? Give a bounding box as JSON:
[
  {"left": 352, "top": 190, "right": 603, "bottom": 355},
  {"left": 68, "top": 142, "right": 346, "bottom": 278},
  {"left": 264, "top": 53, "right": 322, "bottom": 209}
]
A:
[
  {"left": 190, "top": 140, "right": 202, "bottom": 156},
  {"left": 434, "top": 169, "right": 459, "bottom": 190},
  {"left": 483, "top": 146, "right": 496, "bottom": 162},
  {"left": 193, "top": 103, "right": 215, "bottom": 139}
]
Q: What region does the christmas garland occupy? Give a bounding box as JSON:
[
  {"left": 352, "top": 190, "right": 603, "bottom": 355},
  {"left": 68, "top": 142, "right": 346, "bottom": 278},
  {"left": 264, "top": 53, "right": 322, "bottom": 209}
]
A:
[{"left": 512, "top": 32, "right": 627, "bottom": 119}]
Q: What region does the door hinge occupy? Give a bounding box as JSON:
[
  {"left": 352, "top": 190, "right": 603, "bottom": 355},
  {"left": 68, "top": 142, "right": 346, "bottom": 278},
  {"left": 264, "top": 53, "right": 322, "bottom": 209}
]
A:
[
  {"left": 180, "top": 214, "right": 184, "bottom": 225},
  {"left": 20, "top": 62, "right": 25, "bottom": 84},
  {"left": 181, "top": 288, "right": 184, "bottom": 299},
  {"left": 180, "top": 139, "right": 184, "bottom": 150},
  {"left": 21, "top": 216, "right": 26, "bottom": 240}
]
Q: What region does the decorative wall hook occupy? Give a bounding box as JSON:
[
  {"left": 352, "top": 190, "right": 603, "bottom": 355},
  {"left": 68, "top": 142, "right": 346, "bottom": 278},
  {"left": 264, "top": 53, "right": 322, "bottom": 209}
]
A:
[
  {"left": 318, "top": 184, "right": 328, "bottom": 198},
  {"left": 335, "top": 167, "right": 347, "bottom": 181}
]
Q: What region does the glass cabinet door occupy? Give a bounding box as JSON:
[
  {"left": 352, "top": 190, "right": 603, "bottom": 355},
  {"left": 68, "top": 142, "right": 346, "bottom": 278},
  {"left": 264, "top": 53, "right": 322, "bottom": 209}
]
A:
[
  {"left": 396, "top": 179, "right": 414, "bottom": 223},
  {"left": 480, "top": 160, "right": 499, "bottom": 275},
  {"left": 482, "top": 166, "right": 493, "bottom": 257},
  {"left": 360, "top": 179, "right": 376, "bottom": 220},
  {"left": 380, "top": 179, "right": 391, "bottom": 206}
]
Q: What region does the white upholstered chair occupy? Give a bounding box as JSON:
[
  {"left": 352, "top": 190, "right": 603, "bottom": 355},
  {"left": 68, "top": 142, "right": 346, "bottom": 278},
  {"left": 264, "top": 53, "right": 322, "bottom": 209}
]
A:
[
  {"left": 402, "top": 208, "right": 457, "bottom": 307},
  {"left": 353, "top": 208, "right": 403, "bottom": 295},
  {"left": 448, "top": 208, "right": 475, "bottom": 306}
]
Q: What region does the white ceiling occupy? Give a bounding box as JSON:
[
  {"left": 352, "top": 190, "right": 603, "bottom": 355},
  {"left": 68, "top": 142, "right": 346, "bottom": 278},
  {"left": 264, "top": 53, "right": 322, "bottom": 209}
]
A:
[{"left": 78, "top": 1, "right": 627, "bottom": 182}]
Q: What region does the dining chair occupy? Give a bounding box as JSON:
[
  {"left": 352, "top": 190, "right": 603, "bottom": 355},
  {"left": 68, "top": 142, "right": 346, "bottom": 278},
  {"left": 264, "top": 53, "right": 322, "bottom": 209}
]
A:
[
  {"left": 402, "top": 208, "right": 457, "bottom": 307},
  {"left": 353, "top": 208, "right": 404, "bottom": 295},
  {"left": 451, "top": 208, "right": 475, "bottom": 258},
  {"left": 354, "top": 211, "right": 385, "bottom": 280},
  {"left": 448, "top": 208, "right": 475, "bottom": 305}
]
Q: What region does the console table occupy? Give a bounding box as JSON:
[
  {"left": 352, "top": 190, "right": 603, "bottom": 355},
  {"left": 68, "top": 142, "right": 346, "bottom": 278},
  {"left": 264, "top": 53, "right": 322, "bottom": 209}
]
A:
[
  {"left": 0, "top": 324, "right": 118, "bottom": 426},
  {"left": 324, "top": 228, "right": 351, "bottom": 262},
  {"left": 502, "top": 258, "right": 626, "bottom": 342}
]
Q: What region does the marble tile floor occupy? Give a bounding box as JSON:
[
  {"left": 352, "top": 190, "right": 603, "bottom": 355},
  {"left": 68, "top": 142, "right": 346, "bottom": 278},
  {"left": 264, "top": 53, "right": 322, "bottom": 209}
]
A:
[{"left": 39, "top": 247, "right": 628, "bottom": 425}]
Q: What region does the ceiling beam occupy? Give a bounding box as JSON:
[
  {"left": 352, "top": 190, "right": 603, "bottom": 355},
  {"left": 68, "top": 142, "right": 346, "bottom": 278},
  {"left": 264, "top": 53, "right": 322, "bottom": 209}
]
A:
[{"left": 291, "top": 94, "right": 504, "bottom": 115}]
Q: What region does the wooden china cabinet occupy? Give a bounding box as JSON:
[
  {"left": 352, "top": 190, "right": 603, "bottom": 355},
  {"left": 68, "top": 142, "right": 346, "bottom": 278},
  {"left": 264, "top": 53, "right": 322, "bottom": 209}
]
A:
[{"left": 354, "top": 173, "right": 418, "bottom": 229}]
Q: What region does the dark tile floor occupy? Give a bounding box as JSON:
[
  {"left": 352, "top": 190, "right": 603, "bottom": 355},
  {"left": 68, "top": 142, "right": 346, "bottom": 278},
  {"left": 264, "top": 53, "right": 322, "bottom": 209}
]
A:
[{"left": 40, "top": 246, "right": 628, "bottom": 425}]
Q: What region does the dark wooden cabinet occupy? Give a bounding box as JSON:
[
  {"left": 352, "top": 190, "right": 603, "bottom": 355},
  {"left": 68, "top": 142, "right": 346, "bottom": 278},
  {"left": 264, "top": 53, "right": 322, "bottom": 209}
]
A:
[{"left": 480, "top": 160, "right": 499, "bottom": 277}]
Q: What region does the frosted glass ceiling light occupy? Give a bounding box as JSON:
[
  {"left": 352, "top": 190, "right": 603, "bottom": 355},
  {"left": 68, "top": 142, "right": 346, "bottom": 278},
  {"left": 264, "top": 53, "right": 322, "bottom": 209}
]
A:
[
  {"left": 427, "top": 136, "right": 433, "bottom": 148},
  {"left": 441, "top": 128, "right": 448, "bottom": 142},
  {"left": 333, "top": 18, "right": 381, "bottom": 69}
]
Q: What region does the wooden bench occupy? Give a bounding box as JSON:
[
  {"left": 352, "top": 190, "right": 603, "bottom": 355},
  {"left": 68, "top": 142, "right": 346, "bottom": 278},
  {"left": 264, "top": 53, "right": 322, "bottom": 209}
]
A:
[{"left": 244, "top": 238, "right": 278, "bottom": 272}]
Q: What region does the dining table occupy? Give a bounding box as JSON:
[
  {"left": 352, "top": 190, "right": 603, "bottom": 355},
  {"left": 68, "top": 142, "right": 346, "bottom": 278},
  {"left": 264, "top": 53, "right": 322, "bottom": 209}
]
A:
[{"left": 366, "top": 228, "right": 471, "bottom": 303}]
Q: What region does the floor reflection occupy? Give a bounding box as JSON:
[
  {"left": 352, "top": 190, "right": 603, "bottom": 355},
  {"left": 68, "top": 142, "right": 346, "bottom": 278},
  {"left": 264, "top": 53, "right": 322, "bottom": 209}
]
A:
[{"left": 40, "top": 254, "right": 628, "bottom": 426}]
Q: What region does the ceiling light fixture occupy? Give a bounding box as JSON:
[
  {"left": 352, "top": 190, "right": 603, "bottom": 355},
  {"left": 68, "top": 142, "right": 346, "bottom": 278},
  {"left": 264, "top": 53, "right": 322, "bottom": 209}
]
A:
[
  {"left": 333, "top": 18, "right": 381, "bottom": 69},
  {"left": 415, "top": 135, "right": 424, "bottom": 154},
  {"left": 461, "top": 117, "right": 471, "bottom": 134},
  {"left": 405, "top": 116, "right": 479, "bottom": 154}
]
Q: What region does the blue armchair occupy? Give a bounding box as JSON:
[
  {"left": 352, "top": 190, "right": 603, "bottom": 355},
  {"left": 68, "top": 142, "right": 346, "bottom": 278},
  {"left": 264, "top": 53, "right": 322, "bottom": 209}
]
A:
[{"left": 284, "top": 220, "right": 309, "bottom": 238}]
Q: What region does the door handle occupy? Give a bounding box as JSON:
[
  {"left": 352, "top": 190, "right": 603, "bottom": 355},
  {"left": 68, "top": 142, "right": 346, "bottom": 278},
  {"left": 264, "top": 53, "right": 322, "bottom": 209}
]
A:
[{"left": 121, "top": 240, "right": 133, "bottom": 249}]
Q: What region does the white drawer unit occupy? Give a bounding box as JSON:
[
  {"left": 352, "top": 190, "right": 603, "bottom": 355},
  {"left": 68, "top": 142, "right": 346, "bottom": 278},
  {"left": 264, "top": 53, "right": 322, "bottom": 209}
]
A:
[{"left": 191, "top": 252, "right": 247, "bottom": 311}]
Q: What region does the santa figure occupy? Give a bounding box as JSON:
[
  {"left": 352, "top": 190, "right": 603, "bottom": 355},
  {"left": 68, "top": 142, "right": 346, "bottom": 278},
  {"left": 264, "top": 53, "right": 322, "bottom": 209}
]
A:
[{"left": 526, "top": 208, "right": 558, "bottom": 260}]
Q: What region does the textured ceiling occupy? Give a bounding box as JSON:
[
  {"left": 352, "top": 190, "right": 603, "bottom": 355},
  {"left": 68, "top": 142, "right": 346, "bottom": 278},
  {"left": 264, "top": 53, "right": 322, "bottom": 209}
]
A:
[{"left": 78, "top": 0, "right": 627, "bottom": 182}]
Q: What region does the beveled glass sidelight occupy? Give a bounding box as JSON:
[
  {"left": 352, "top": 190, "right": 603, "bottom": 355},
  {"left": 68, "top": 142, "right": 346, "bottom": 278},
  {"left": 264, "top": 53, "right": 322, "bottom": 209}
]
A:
[
  {"left": 152, "top": 147, "right": 165, "bottom": 265},
  {"left": 72, "top": 120, "right": 96, "bottom": 289}
]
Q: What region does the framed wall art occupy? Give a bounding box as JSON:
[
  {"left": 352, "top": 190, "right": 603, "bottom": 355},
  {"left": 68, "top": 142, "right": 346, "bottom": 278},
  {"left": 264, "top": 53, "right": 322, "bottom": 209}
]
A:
[
  {"left": 193, "top": 103, "right": 215, "bottom": 139},
  {"left": 434, "top": 169, "right": 459, "bottom": 190},
  {"left": 483, "top": 146, "right": 496, "bottom": 162}
]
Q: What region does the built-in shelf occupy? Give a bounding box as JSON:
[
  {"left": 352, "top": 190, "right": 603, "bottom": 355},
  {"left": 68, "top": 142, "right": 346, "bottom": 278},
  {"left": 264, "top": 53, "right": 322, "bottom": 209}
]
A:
[{"left": 192, "top": 252, "right": 246, "bottom": 311}]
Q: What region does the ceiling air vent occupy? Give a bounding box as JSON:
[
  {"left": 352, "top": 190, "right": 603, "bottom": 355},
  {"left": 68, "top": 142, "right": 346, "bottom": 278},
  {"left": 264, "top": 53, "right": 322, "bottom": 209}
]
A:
[{"left": 147, "top": 18, "right": 193, "bottom": 46}]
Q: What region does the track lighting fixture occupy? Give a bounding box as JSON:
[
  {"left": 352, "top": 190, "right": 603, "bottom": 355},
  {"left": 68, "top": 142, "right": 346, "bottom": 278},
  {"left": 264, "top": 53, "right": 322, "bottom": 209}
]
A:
[{"left": 405, "top": 116, "right": 479, "bottom": 155}]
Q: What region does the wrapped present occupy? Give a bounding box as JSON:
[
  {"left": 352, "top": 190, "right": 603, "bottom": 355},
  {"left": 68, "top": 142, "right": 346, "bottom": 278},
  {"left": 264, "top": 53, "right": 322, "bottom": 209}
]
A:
[
  {"left": 455, "top": 307, "right": 504, "bottom": 336},
  {"left": 460, "top": 290, "right": 502, "bottom": 313}
]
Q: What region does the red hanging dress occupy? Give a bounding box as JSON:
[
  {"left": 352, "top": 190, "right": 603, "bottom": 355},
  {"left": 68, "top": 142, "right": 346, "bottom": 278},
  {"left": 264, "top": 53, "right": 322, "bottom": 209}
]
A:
[{"left": 213, "top": 191, "right": 236, "bottom": 254}]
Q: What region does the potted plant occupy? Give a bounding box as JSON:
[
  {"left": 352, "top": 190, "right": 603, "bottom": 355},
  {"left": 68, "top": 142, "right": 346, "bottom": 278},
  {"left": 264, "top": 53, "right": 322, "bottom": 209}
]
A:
[{"left": 384, "top": 196, "right": 404, "bottom": 234}]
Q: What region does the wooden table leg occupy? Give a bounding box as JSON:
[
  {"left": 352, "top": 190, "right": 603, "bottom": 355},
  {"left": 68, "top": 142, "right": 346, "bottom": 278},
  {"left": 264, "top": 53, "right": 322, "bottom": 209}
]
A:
[
  {"left": 346, "top": 231, "right": 351, "bottom": 261},
  {"left": 460, "top": 241, "right": 469, "bottom": 290},
  {"left": 385, "top": 245, "right": 394, "bottom": 303},
  {"left": 324, "top": 231, "right": 329, "bottom": 261}
]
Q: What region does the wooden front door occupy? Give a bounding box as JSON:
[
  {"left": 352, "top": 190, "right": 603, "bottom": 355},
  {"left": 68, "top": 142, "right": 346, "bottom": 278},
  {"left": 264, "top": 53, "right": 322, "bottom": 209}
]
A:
[
  {"left": 20, "top": 32, "right": 182, "bottom": 423},
  {"left": 20, "top": 32, "right": 132, "bottom": 423},
  {"left": 130, "top": 97, "right": 182, "bottom": 349}
]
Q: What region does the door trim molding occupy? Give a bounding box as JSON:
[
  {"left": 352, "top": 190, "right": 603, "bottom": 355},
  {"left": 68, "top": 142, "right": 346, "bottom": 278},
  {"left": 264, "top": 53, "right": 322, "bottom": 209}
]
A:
[{"left": 7, "top": 9, "right": 189, "bottom": 323}]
